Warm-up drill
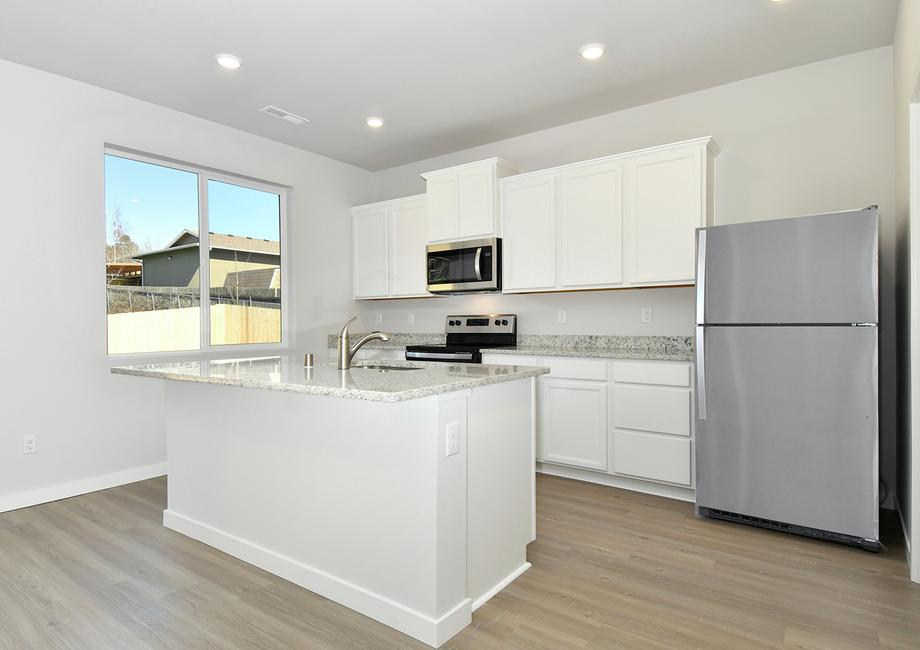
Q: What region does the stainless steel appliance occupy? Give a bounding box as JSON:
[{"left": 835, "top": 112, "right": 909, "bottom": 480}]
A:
[
  {"left": 406, "top": 314, "right": 516, "bottom": 363},
  {"left": 426, "top": 238, "right": 501, "bottom": 294},
  {"left": 695, "top": 206, "right": 880, "bottom": 551}
]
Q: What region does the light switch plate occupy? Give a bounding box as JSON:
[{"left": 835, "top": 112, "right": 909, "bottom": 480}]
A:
[
  {"left": 446, "top": 422, "right": 459, "bottom": 456},
  {"left": 407, "top": 313, "right": 415, "bottom": 325},
  {"left": 557, "top": 310, "right": 567, "bottom": 324},
  {"left": 641, "top": 307, "right": 653, "bottom": 324}
]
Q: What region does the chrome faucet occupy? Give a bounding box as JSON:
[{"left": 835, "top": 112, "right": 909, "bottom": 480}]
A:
[{"left": 337, "top": 317, "right": 390, "bottom": 369}]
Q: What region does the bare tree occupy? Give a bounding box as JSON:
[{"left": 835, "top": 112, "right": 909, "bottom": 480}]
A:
[{"left": 106, "top": 207, "right": 141, "bottom": 264}]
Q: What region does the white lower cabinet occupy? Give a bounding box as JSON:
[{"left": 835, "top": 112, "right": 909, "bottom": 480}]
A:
[
  {"left": 612, "top": 431, "right": 691, "bottom": 486},
  {"left": 482, "top": 353, "right": 694, "bottom": 498},
  {"left": 540, "top": 378, "right": 607, "bottom": 471}
]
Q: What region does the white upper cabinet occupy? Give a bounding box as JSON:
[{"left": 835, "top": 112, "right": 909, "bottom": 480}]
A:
[
  {"left": 558, "top": 160, "right": 624, "bottom": 288},
  {"left": 422, "top": 158, "right": 519, "bottom": 243},
  {"left": 425, "top": 173, "right": 459, "bottom": 242},
  {"left": 352, "top": 195, "right": 429, "bottom": 300},
  {"left": 500, "top": 137, "right": 716, "bottom": 294},
  {"left": 502, "top": 172, "right": 556, "bottom": 291},
  {"left": 624, "top": 145, "right": 707, "bottom": 284},
  {"left": 388, "top": 196, "right": 428, "bottom": 297},
  {"left": 352, "top": 205, "right": 389, "bottom": 299}
]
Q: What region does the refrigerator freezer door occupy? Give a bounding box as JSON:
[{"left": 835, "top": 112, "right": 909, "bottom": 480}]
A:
[
  {"left": 695, "top": 325, "right": 878, "bottom": 541},
  {"left": 700, "top": 208, "right": 878, "bottom": 325}
]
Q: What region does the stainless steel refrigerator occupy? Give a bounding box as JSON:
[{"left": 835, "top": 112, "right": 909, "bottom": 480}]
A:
[{"left": 694, "top": 207, "right": 880, "bottom": 551}]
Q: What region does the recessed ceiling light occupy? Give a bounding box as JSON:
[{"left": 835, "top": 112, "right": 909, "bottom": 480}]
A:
[
  {"left": 215, "top": 53, "right": 242, "bottom": 70},
  {"left": 579, "top": 43, "right": 606, "bottom": 61},
  {"left": 366, "top": 117, "right": 384, "bottom": 128}
]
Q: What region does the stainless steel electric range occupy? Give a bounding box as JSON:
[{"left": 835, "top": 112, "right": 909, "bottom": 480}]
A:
[{"left": 405, "top": 314, "right": 517, "bottom": 363}]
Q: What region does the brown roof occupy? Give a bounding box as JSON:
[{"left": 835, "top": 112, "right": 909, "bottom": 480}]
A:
[
  {"left": 134, "top": 230, "right": 280, "bottom": 259},
  {"left": 208, "top": 232, "right": 280, "bottom": 256}
]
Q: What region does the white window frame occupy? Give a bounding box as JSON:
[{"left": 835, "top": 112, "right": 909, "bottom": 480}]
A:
[{"left": 104, "top": 146, "right": 291, "bottom": 361}]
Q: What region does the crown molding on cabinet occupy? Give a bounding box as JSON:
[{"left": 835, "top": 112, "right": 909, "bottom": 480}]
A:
[{"left": 498, "top": 136, "right": 719, "bottom": 184}]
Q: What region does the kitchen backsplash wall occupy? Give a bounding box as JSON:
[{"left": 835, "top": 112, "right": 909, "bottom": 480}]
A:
[{"left": 352, "top": 287, "right": 694, "bottom": 336}]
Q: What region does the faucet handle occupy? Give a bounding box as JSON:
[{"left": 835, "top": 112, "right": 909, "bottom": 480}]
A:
[{"left": 339, "top": 316, "right": 358, "bottom": 338}]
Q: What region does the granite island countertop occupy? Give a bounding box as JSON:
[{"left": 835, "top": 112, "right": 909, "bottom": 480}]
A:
[{"left": 111, "top": 355, "right": 548, "bottom": 402}]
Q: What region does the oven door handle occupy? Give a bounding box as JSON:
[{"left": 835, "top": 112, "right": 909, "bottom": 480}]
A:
[
  {"left": 406, "top": 351, "right": 474, "bottom": 361},
  {"left": 474, "top": 247, "right": 483, "bottom": 281}
]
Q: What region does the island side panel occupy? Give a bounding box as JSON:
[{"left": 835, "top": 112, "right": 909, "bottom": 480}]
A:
[
  {"left": 467, "top": 377, "right": 536, "bottom": 608},
  {"left": 162, "top": 381, "right": 467, "bottom": 646}
]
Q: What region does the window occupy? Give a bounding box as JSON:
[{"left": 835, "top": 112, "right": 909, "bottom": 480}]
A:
[{"left": 104, "top": 151, "right": 284, "bottom": 355}]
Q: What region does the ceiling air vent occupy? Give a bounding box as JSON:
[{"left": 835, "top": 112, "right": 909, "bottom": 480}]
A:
[{"left": 258, "top": 105, "right": 309, "bottom": 125}]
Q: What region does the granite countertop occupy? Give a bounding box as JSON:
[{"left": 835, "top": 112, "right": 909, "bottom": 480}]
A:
[
  {"left": 111, "top": 355, "right": 547, "bottom": 402},
  {"left": 327, "top": 333, "right": 694, "bottom": 362},
  {"left": 479, "top": 345, "right": 693, "bottom": 362}
]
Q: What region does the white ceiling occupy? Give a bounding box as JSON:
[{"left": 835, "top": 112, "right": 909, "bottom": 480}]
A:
[{"left": 0, "top": 0, "right": 898, "bottom": 170}]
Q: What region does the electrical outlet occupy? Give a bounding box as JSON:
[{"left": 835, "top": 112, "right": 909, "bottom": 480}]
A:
[
  {"left": 407, "top": 313, "right": 415, "bottom": 325},
  {"left": 23, "top": 434, "right": 37, "bottom": 455},
  {"left": 641, "top": 307, "right": 653, "bottom": 324},
  {"left": 557, "top": 310, "right": 567, "bottom": 324},
  {"left": 446, "top": 422, "right": 459, "bottom": 456},
  {"left": 374, "top": 313, "right": 383, "bottom": 325}
]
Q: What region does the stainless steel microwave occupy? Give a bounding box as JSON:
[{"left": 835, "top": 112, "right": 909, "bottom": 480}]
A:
[{"left": 426, "top": 237, "right": 501, "bottom": 294}]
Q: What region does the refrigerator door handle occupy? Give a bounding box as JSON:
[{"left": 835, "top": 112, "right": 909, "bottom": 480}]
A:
[
  {"left": 696, "top": 229, "right": 707, "bottom": 325},
  {"left": 696, "top": 326, "right": 707, "bottom": 420}
]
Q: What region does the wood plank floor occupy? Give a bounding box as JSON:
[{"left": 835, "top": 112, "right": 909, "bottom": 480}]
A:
[{"left": 1, "top": 474, "right": 918, "bottom": 649}]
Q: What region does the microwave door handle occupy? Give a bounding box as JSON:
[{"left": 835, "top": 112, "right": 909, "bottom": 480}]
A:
[{"left": 474, "top": 247, "right": 483, "bottom": 281}]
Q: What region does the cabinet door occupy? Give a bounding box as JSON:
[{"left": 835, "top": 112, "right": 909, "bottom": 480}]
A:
[
  {"left": 540, "top": 378, "right": 607, "bottom": 471},
  {"left": 426, "top": 172, "right": 459, "bottom": 242},
  {"left": 388, "top": 198, "right": 428, "bottom": 296},
  {"left": 501, "top": 173, "right": 556, "bottom": 291},
  {"left": 458, "top": 164, "right": 495, "bottom": 238},
  {"left": 352, "top": 206, "right": 388, "bottom": 298},
  {"left": 558, "top": 161, "right": 624, "bottom": 287},
  {"left": 625, "top": 146, "right": 703, "bottom": 284}
]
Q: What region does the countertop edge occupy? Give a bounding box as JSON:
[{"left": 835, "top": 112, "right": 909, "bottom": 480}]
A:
[{"left": 111, "top": 365, "right": 549, "bottom": 402}]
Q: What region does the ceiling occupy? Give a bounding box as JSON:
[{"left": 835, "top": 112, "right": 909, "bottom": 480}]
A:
[{"left": 0, "top": 0, "right": 898, "bottom": 170}]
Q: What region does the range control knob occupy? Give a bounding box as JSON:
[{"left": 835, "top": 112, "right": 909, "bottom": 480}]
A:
[
  {"left": 494, "top": 319, "right": 501, "bottom": 326},
  {"left": 501, "top": 319, "right": 508, "bottom": 326}
]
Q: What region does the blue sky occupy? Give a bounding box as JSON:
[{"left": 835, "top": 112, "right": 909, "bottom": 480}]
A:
[{"left": 104, "top": 154, "right": 280, "bottom": 251}]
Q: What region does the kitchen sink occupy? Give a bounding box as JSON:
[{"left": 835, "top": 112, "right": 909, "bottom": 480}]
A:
[{"left": 357, "top": 365, "right": 423, "bottom": 372}]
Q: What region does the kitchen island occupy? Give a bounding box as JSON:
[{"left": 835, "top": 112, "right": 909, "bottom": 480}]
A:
[{"left": 112, "top": 356, "right": 547, "bottom": 647}]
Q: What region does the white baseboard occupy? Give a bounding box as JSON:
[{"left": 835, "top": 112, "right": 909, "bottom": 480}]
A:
[
  {"left": 0, "top": 462, "right": 167, "bottom": 514},
  {"left": 537, "top": 462, "right": 695, "bottom": 502},
  {"left": 163, "top": 509, "right": 471, "bottom": 648},
  {"left": 471, "top": 562, "right": 530, "bottom": 612}
]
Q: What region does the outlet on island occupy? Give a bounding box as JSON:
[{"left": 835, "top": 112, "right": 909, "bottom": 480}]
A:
[{"left": 23, "top": 434, "right": 37, "bottom": 455}]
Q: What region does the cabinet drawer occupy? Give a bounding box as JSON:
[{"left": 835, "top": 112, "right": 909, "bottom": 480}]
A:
[
  {"left": 613, "top": 360, "right": 690, "bottom": 387},
  {"left": 614, "top": 385, "right": 690, "bottom": 436},
  {"left": 613, "top": 430, "right": 690, "bottom": 485},
  {"left": 542, "top": 357, "right": 607, "bottom": 381}
]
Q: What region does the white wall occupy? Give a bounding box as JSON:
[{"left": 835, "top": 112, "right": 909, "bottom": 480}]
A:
[
  {"left": 894, "top": 0, "right": 920, "bottom": 564},
  {"left": 362, "top": 47, "right": 897, "bottom": 504},
  {"left": 0, "top": 59, "right": 372, "bottom": 508}
]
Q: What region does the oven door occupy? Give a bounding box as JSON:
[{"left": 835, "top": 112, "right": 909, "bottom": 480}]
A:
[{"left": 426, "top": 238, "right": 501, "bottom": 293}]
